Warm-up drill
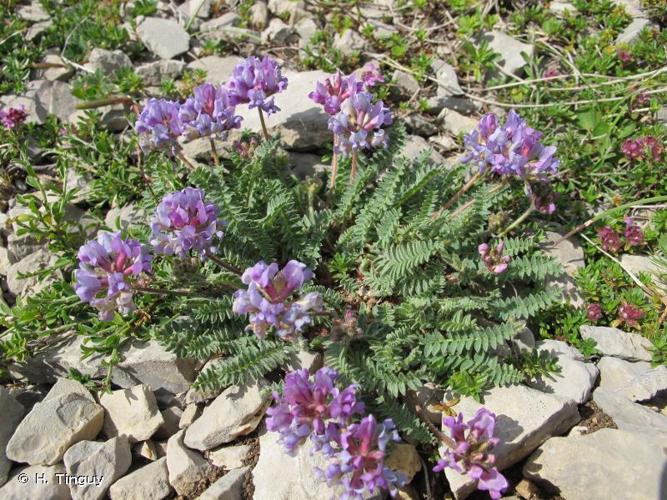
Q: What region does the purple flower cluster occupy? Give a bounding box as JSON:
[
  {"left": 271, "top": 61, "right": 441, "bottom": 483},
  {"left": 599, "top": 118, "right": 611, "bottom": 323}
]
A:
[
  {"left": 150, "top": 187, "right": 224, "bottom": 258},
  {"left": 136, "top": 98, "right": 184, "bottom": 153},
  {"left": 463, "top": 111, "right": 559, "bottom": 180},
  {"left": 0, "top": 105, "right": 27, "bottom": 129},
  {"left": 597, "top": 226, "right": 622, "bottom": 253},
  {"left": 266, "top": 368, "right": 364, "bottom": 454},
  {"left": 624, "top": 217, "right": 645, "bottom": 247},
  {"left": 434, "top": 408, "right": 508, "bottom": 500},
  {"left": 74, "top": 232, "right": 152, "bottom": 321},
  {"left": 225, "top": 56, "right": 288, "bottom": 115},
  {"left": 621, "top": 136, "right": 663, "bottom": 162},
  {"left": 329, "top": 88, "right": 393, "bottom": 156},
  {"left": 478, "top": 241, "right": 511, "bottom": 274},
  {"left": 617, "top": 302, "right": 644, "bottom": 329},
  {"left": 586, "top": 303, "right": 603, "bottom": 322},
  {"left": 232, "top": 260, "right": 323, "bottom": 340},
  {"left": 179, "top": 83, "right": 242, "bottom": 141},
  {"left": 309, "top": 70, "right": 363, "bottom": 115},
  {"left": 267, "top": 368, "right": 405, "bottom": 499}
]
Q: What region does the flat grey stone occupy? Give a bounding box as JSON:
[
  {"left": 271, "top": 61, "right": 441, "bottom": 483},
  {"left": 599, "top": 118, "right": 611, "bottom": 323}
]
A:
[
  {"left": 198, "top": 466, "right": 249, "bottom": 500},
  {"left": 109, "top": 457, "right": 172, "bottom": 500},
  {"left": 593, "top": 388, "right": 667, "bottom": 435},
  {"left": 332, "top": 29, "right": 367, "bottom": 56},
  {"left": 482, "top": 31, "right": 534, "bottom": 75},
  {"left": 186, "top": 55, "right": 242, "bottom": 84},
  {"left": 100, "top": 384, "right": 165, "bottom": 443},
  {"left": 137, "top": 18, "right": 190, "bottom": 60},
  {"left": 136, "top": 60, "right": 186, "bottom": 86},
  {"left": 0, "top": 388, "right": 24, "bottom": 487},
  {"left": 597, "top": 356, "right": 667, "bottom": 402},
  {"left": 85, "top": 48, "right": 132, "bottom": 75},
  {"left": 208, "top": 444, "right": 251, "bottom": 469},
  {"left": 166, "top": 430, "right": 215, "bottom": 497},
  {"left": 580, "top": 325, "right": 652, "bottom": 362},
  {"left": 184, "top": 381, "right": 269, "bottom": 450},
  {"left": 523, "top": 429, "right": 667, "bottom": 500},
  {"left": 402, "top": 134, "right": 446, "bottom": 165},
  {"left": 0, "top": 464, "right": 70, "bottom": 500}
]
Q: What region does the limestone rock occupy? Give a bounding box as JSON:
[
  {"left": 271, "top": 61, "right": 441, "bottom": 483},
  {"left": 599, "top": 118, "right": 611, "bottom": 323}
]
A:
[
  {"left": 528, "top": 340, "right": 598, "bottom": 404},
  {"left": 543, "top": 232, "right": 584, "bottom": 277},
  {"left": 35, "top": 54, "right": 74, "bottom": 81},
  {"left": 0, "top": 464, "right": 70, "bottom": 500},
  {"left": 443, "top": 385, "right": 580, "bottom": 498},
  {"left": 198, "top": 466, "right": 249, "bottom": 500},
  {"left": 109, "top": 457, "right": 172, "bottom": 500},
  {"left": 402, "top": 135, "right": 446, "bottom": 165},
  {"left": 287, "top": 349, "right": 324, "bottom": 373},
  {"left": 617, "top": 18, "right": 651, "bottom": 45},
  {"left": 523, "top": 429, "right": 667, "bottom": 499},
  {"left": 580, "top": 325, "right": 652, "bottom": 362},
  {"left": 85, "top": 48, "right": 132, "bottom": 75},
  {"left": 7, "top": 335, "right": 105, "bottom": 384},
  {"left": 253, "top": 429, "right": 380, "bottom": 499},
  {"left": 620, "top": 254, "right": 664, "bottom": 287},
  {"left": 440, "top": 108, "right": 478, "bottom": 136},
  {"left": 385, "top": 443, "right": 421, "bottom": 483},
  {"left": 63, "top": 437, "right": 132, "bottom": 500},
  {"left": 136, "top": 60, "right": 186, "bottom": 86},
  {"left": 333, "top": 29, "right": 367, "bottom": 57},
  {"left": 295, "top": 17, "right": 317, "bottom": 48},
  {"left": 0, "top": 388, "right": 24, "bottom": 487},
  {"left": 597, "top": 356, "right": 667, "bottom": 402},
  {"left": 18, "top": 1, "right": 50, "bottom": 22},
  {"left": 166, "top": 430, "right": 216, "bottom": 497},
  {"left": 392, "top": 70, "right": 420, "bottom": 99},
  {"left": 105, "top": 203, "right": 147, "bottom": 232},
  {"left": 482, "top": 31, "right": 534, "bottom": 75},
  {"left": 432, "top": 59, "right": 463, "bottom": 97},
  {"left": 179, "top": 403, "right": 202, "bottom": 429},
  {"left": 178, "top": 0, "right": 211, "bottom": 20},
  {"left": 6, "top": 381, "right": 103, "bottom": 465},
  {"left": 112, "top": 340, "right": 198, "bottom": 398},
  {"left": 208, "top": 444, "right": 251, "bottom": 470},
  {"left": 233, "top": 70, "right": 331, "bottom": 150},
  {"left": 249, "top": 1, "right": 269, "bottom": 30},
  {"left": 100, "top": 384, "right": 165, "bottom": 442},
  {"left": 137, "top": 18, "right": 190, "bottom": 60},
  {"left": 261, "top": 18, "right": 292, "bottom": 44},
  {"left": 184, "top": 381, "right": 269, "bottom": 450},
  {"left": 155, "top": 406, "right": 183, "bottom": 440},
  {"left": 593, "top": 388, "right": 667, "bottom": 435},
  {"left": 186, "top": 55, "right": 242, "bottom": 85}
]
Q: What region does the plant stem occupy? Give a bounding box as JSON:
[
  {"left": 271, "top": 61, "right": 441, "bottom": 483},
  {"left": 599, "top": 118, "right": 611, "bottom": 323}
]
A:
[
  {"left": 415, "top": 405, "right": 456, "bottom": 449},
  {"left": 75, "top": 96, "right": 135, "bottom": 110},
  {"left": 258, "top": 108, "right": 270, "bottom": 140},
  {"left": 177, "top": 152, "right": 197, "bottom": 171},
  {"left": 133, "top": 286, "right": 195, "bottom": 297},
  {"left": 350, "top": 151, "right": 358, "bottom": 181},
  {"left": 555, "top": 194, "right": 667, "bottom": 245},
  {"left": 330, "top": 135, "right": 338, "bottom": 191},
  {"left": 499, "top": 204, "right": 535, "bottom": 237},
  {"left": 209, "top": 137, "right": 220, "bottom": 167},
  {"left": 433, "top": 171, "right": 483, "bottom": 219},
  {"left": 207, "top": 254, "right": 242, "bottom": 275}
]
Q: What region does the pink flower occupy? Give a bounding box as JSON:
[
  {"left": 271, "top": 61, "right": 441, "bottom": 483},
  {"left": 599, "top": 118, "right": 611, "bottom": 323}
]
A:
[
  {"left": 586, "top": 303, "right": 603, "bottom": 322},
  {"left": 617, "top": 302, "right": 643, "bottom": 329},
  {"left": 478, "top": 242, "right": 511, "bottom": 274},
  {"left": 597, "top": 226, "right": 622, "bottom": 253},
  {"left": 624, "top": 217, "right": 645, "bottom": 247}
]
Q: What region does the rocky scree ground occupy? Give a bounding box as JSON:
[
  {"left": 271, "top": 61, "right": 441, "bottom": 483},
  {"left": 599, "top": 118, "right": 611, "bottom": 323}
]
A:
[{"left": 0, "top": 0, "right": 667, "bottom": 499}]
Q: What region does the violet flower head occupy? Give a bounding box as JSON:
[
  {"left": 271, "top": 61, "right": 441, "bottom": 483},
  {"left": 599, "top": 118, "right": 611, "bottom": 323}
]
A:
[
  {"left": 74, "top": 232, "right": 152, "bottom": 321},
  {"left": 226, "top": 56, "right": 288, "bottom": 115},
  {"left": 357, "top": 61, "right": 385, "bottom": 88},
  {"left": 150, "top": 187, "right": 223, "bottom": 258},
  {"left": 323, "top": 415, "right": 406, "bottom": 499},
  {"left": 135, "top": 98, "right": 183, "bottom": 154},
  {"left": 0, "top": 105, "right": 28, "bottom": 129},
  {"left": 617, "top": 302, "right": 644, "bottom": 329},
  {"left": 266, "top": 368, "right": 364, "bottom": 455},
  {"left": 622, "top": 136, "right": 664, "bottom": 162},
  {"left": 587, "top": 303, "right": 603, "bottom": 322},
  {"left": 433, "top": 408, "right": 508, "bottom": 500},
  {"left": 179, "top": 83, "right": 242, "bottom": 141},
  {"left": 597, "top": 226, "right": 622, "bottom": 253},
  {"left": 621, "top": 138, "right": 644, "bottom": 161},
  {"left": 309, "top": 70, "right": 362, "bottom": 115},
  {"left": 329, "top": 88, "right": 393, "bottom": 156},
  {"left": 462, "top": 111, "right": 559, "bottom": 180},
  {"left": 479, "top": 241, "right": 511, "bottom": 274},
  {"left": 232, "top": 260, "right": 322, "bottom": 340},
  {"left": 527, "top": 182, "right": 557, "bottom": 215},
  {"left": 624, "top": 217, "right": 645, "bottom": 247}
]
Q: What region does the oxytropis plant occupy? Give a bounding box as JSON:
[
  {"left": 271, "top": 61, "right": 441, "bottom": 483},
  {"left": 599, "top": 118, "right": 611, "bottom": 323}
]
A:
[{"left": 65, "top": 56, "right": 567, "bottom": 499}]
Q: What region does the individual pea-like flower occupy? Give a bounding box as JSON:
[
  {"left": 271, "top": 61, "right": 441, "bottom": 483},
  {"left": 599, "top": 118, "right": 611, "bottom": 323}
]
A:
[
  {"left": 478, "top": 242, "right": 511, "bottom": 274},
  {"left": 266, "top": 368, "right": 364, "bottom": 455},
  {"left": 0, "top": 105, "right": 28, "bottom": 129},
  {"left": 617, "top": 302, "right": 644, "bottom": 329},
  {"left": 74, "top": 232, "right": 152, "bottom": 321},
  {"left": 150, "top": 187, "right": 223, "bottom": 258},
  {"left": 617, "top": 48, "right": 633, "bottom": 64},
  {"left": 135, "top": 98, "right": 183, "bottom": 153},
  {"left": 226, "top": 56, "right": 288, "bottom": 115},
  {"left": 309, "top": 70, "right": 362, "bottom": 115},
  {"left": 462, "top": 111, "right": 559, "bottom": 180},
  {"left": 586, "top": 303, "right": 603, "bottom": 322},
  {"left": 527, "top": 182, "right": 557, "bottom": 214},
  {"left": 323, "top": 415, "right": 406, "bottom": 500},
  {"left": 433, "top": 408, "right": 508, "bottom": 500},
  {"left": 232, "top": 260, "right": 322, "bottom": 339},
  {"left": 357, "top": 61, "right": 385, "bottom": 88},
  {"left": 178, "top": 83, "right": 242, "bottom": 141},
  {"left": 329, "top": 89, "right": 393, "bottom": 156},
  {"left": 624, "top": 217, "right": 645, "bottom": 247},
  {"left": 597, "top": 226, "right": 622, "bottom": 253}
]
